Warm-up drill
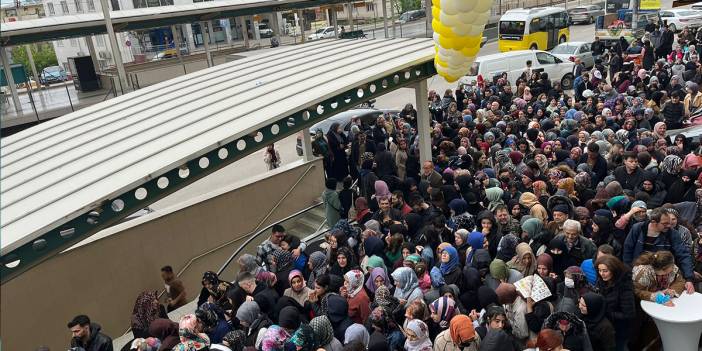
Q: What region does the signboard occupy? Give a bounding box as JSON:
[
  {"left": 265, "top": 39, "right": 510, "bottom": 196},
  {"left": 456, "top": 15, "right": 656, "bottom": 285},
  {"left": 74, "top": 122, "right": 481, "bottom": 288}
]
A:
[
  {"left": 0, "top": 64, "right": 28, "bottom": 86},
  {"left": 640, "top": 0, "right": 661, "bottom": 9}
]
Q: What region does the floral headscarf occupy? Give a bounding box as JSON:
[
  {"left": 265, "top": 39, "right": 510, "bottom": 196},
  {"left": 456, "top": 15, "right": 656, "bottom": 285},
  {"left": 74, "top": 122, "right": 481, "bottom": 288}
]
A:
[
  {"left": 131, "top": 291, "right": 159, "bottom": 332},
  {"left": 174, "top": 314, "right": 210, "bottom": 351},
  {"left": 374, "top": 285, "right": 399, "bottom": 317},
  {"left": 404, "top": 319, "right": 433, "bottom": 351},
  {"left": 344, "top": 269, "right": 365, "bottom": 298},
  {"left": 290, "top": 323, "right": 317, "bottom": 351},
  {"left": 260, "top": 325, "right": 291, "bottom": 351}
]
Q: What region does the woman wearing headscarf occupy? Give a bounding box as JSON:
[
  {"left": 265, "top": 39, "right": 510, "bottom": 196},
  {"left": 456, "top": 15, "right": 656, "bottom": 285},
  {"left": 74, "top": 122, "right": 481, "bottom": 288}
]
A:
[
  {"left": 311, "top": 129, "right": 332, "bottom": 178},
  {"left": 325, "top": 122, "right": 349, "bottom": 181},
  {"left": 283, "top": 270, "right": 311, "bottom": 307},
  {"left": 464, "top": 231, "right": 486, "bottom": 267},
  {"left": 439, "top": 245, "right": 463, "bottom": 288},
  {"left": 306, "top": 251, "right": 328, "bottom": 289},
  {"left": 434, "top": 314, "right": 480, "bottom": 351},
  {"left": 391, "top": 266, "right": 423, "bottom": 305},
  {"left": 354, "top": 197, "right": 373, "bottom": 225},
  {"left": 495, "top": 283, "right": 529, "bottom": 341},
  {"left": 365, "top": 266, "right": 391, "bottom": 295},
  {"left": 448, "top": 198, "right": 476, "bottom": 232},
  {"left": 485, "top": 259, "right": 523, "bottom": 290},
  {"left": 428, "top": 296, "right": 457, "bottom": 339},
  {"left": 147, "top": 318, "right": 180, "bottom": 351},
  {"left": 577, "top": 292, "right": 616, "bottom": 351},
  {"left": 329, "top": 246, "right": 356, "bottom": 276},
  {"left": 519, "top": 192, "right": 549, "bottom": 223},
  {"left": 238, "top": 254, "right": 262, "bottom": 277},
  {"left": 484, "top": 187, "right": 505, "bottom": 213},
  {"left": 343, "top": 269, "right": 371, "bottom": 324},
  {"left": 198, "top": 271, "right": 232, "bottom": 310},
  {"left": 174, "top": 314, "right": 211, "bottom": 351},
  {"left": 507, "top": 243, "right": 536, "bottom": 277},
  {"left": 344, "top": 323, "right": 370, "bottom": 347},
  {"left": 270, "top": 249, "right": 294, "bottom": 296},
  {"left": 309, "top": 316, "right": 343, "bottom": 351},
  {"left": 131, "top": 291, "right": 164, "bottom": 339},
  {"left": 259, "top": 306, "right": 299, "bottom": 351},
  {"left": 404, "top": 319, "right": 433, "bottom": 351},
  {"left": 326, "top": 294, "right": 354, "bottom": 343},
  {"left": 665, "top": 169, "right": 699, "bottom": 203},
  {"left": 236, "top": 301, "right": 272, "bottom": 348},
  {"left": 658, "top": 155, "right": 683, "bottom": 188}
]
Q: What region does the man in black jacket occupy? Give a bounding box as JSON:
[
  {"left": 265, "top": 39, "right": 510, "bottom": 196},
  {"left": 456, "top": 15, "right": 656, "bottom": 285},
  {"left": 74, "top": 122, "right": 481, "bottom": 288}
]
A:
[
  {"left": 656, "top": 24, "right": 675, "bottom": 59},
  {"left": 68, "top": 315, "right": 113, "bottom": 351},
  {"left": 614, "top": 151, "right": 646, "bottom": 191},
  {"left": 579, "top": 143, "right": 608, "bottom": 185},
  {"left": 237, "top": 272, "right": 279, "bottom": 320},
  {"left": 591, "top": 37, "right": 604, "bottom": 60},
  {"left": 662, "top": 90, "right": 685, "bottom": 129}
]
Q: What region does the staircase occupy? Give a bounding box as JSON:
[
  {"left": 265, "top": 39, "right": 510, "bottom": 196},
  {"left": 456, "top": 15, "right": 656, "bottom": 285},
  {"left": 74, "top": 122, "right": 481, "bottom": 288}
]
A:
[{"left": 282, "top": 203, "right": 328, "bottom": 239}]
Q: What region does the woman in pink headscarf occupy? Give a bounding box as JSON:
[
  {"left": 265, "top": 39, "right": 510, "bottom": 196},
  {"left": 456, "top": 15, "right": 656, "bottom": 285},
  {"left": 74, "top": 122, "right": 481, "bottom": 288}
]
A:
[{"left": 374, "top": 180, "right": 391, "bottom": 201}]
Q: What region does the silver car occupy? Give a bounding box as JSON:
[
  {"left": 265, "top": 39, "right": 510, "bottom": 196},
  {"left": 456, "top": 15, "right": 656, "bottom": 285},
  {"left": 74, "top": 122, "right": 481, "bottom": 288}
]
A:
[
  {"left": 568, "top": 5, "right": 604, "bottom": 24},
  {"left": 550, "top": 41, "right": 595, "bottom": 69}
]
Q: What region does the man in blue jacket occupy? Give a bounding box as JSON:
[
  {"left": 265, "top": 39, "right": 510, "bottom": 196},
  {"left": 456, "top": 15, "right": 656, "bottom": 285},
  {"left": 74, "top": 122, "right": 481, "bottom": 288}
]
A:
[{"left": 623, "top": 208, "right": 696, "bottom": 294}]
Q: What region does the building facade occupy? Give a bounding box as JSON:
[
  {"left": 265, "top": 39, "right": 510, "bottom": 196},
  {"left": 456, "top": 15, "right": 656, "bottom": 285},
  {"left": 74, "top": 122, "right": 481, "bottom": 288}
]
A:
[{"left": 0, "top": 0, "right": 46, "bottom": 23}]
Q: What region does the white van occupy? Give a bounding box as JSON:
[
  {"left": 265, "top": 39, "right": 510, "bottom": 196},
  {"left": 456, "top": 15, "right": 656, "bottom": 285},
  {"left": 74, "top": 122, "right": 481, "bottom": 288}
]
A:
[{"left": 459, "top": 50, "right": 576, "bottom": 89}]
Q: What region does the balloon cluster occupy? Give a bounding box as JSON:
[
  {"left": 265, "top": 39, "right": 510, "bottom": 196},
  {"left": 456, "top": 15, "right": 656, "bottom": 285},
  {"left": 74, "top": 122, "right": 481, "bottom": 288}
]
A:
[{"left": 432, "top": 0, "right": 493, "bottom": 82}]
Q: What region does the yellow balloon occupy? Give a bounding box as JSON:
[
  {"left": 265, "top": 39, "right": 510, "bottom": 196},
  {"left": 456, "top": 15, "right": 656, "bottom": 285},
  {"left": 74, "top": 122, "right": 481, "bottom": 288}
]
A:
[
  {"left": 432, "top": 0, "right": 440, "bottom": 10},
  {"left": 432, "top": 6, "right": 440, "bottom": 20},
  {"left": 432, "top": 19, "right": 454, "bottom": 37},
  {"left": 435, "top": 55, "right": 449, "bottom": 68},
  {"left": 461, "top": 45, "right": 480, "bottom": 57}
]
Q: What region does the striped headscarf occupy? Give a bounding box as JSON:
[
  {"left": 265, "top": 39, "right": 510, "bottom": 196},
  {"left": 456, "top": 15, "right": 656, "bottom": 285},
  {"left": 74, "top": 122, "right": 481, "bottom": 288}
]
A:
[{"left": 430, "top": 296, "right": 457, "bottom": 328}]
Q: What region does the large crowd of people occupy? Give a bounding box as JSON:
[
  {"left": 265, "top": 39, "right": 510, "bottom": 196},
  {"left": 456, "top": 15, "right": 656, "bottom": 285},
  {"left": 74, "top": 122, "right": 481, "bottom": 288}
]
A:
[{"left": 69, "top": 22, "right": 702, "bottom": 351}]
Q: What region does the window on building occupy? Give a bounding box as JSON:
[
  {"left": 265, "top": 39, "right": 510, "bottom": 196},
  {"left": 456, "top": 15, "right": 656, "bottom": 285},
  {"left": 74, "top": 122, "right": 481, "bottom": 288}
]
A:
[
  {"left": 87, "top": 0, "right": 95, "bottom": 11},
  {"left": 47, "top": 2, "right": 55, "bottom": 15},
  {"left": 56, "top": 39, "right": 64, "bottom": 47},
  {"left": 110, "top": 0, "right": 120, "bottom": 10},
  {"left": 366, "top": 3, "right": 374, "bottom": 12},
  {"left": 74, "top": 0, "right": 83, "bottom": 12},
  {"left": 96, "top": 35, "right": 106, "bottom": 46},
  {"left": 60, "top": 0, "right": 69, "bottom": 14},
  {"left": 70, "top": 38, "right": 78, "bottom": 46}
]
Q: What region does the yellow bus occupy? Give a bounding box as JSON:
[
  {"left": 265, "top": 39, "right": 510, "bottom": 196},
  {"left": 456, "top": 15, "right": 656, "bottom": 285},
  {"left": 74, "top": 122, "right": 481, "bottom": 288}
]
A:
[{"left": 498, "top": 7, "right": 570, "bottom": 52}]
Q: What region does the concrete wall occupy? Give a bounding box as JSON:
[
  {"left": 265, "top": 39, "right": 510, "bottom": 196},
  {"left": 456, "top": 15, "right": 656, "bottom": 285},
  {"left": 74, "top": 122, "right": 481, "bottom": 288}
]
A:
[{"left": 0, "top": 158, "right": 324, "bottom": 351}]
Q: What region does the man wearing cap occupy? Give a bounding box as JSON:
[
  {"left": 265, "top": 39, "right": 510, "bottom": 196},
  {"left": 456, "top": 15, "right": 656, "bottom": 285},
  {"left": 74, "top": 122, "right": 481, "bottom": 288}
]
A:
[
  {"left": 614, "top": 151, "right": 646, "bottom": 191},
  {"left": 547, "top": 204, "right": 571, "bottom": 236},
  {"left": 614, "top": 200, "right": 648, "bottom": 234}
]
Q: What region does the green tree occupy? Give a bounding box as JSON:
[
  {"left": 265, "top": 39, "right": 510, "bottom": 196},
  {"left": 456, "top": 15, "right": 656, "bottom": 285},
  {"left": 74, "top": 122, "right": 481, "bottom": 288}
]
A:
[
  {"left": 393, "top": 0, "right": 422, "bottom": 15},
  {"left": 10, "top": 43, "right": 59, "bottom": 79}
]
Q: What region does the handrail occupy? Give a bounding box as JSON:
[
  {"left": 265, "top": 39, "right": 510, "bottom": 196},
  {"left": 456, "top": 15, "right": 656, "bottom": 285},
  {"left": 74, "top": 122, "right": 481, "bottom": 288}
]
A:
[
  {"left": 218, "top": 177, "right": 360, "bottom": 276},
  {"left": 215, "top": 165, "right": 320, "bottom": 275}
]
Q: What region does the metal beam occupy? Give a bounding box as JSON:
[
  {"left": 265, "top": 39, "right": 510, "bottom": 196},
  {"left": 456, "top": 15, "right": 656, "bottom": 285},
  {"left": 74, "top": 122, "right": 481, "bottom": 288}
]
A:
[
  {"left": 201, "top": 21, "right": 213, "bottom": 67},
  {"left": 0, "top": 61, "right": 437, "bottom": 284},
  {"left": 0, "top": 47, "right": 21, "bottom": 114},
  {"left": 100, "top": 0, "right": 129, "bottom": 95},
  {"left": 382, "top": 0, "right": 388, "bottom": 38}
]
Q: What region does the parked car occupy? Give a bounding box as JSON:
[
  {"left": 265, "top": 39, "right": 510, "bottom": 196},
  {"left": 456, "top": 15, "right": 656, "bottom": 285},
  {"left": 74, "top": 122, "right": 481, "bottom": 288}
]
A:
[
  {"left": 258, "top": 23, "right": 274, "bottom": 38},
  {"left": 551, "top": 41, "right": 594, "bottom": 68},
  {"left": 396, "top": 9, "right": 426, "bottom": 24},
  {"left": 459, "top": 50, "right": 576, "bottom": 89},
  {"left": 295, "top": 109, "right": 393, "bottom": 156},
  {"left": 481, "top": 36, "right": 487, "bottom": 47},
  {"left": 39, "top": 65, "right": 67, "bottom": 85},
  {"left": 692, "top": 2, "right": 702, "bottom": 10},
  {"left": 567, "top": 5, "right": 604, "bottom": 24},
  {"left": 659, "top": 9, "right": 702, "bottom": 32},
  {"left": 308, "top": 26, "right": 337, "bottom": 41}
]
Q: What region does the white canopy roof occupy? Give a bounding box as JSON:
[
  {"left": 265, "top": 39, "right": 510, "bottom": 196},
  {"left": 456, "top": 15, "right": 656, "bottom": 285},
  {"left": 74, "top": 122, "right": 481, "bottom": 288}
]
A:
[{"left": 0, "top": 38, "right": 435, "bottom": 255}]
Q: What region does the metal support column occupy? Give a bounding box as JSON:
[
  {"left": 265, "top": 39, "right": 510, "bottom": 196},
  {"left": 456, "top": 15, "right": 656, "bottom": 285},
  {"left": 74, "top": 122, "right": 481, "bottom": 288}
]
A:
[
  {"left": 298, "top": 10, "right": 305, "bottom": 43},
  {"left": 201, "top": 22, "right": 213, "bottom": 67},
  {"left": 171, "top": 25, "right": 182, "bottom": 58},
  {"left": 1, "top": 47, "right": 22, "bottom": 113},
  {"left": 331, "top": 7, "right": 339, "bottom": 37},
  {"left": 413, "top": 80, "right": 431, "bottom": 164},
  {"left": 425, "top": 0, "right": 432, "bottom": 37},
  {"left": 302, "top": 129, "right": 314, "bottom": 162},
  {"left": 270, "top": 11, "right": 281, "bottom": 42},
  {"left": 99, "top": 0, "right": 128, "bottom": 95},
  {"left": 390, "top": 0, "right": 396, "bottom": 38},
  {"left": 85, "top": 36, "right": 100, "bottom": 73},
  {"left": 347, "top": 2, "right": 353, "bottom": 31},
  {"left": 382, "top": 0, "right": 389, "bottom": 38},
  {"left": 25, "top": 45, "right": 40, "bottom": 86},
  {"left": 240, "top": 17, "right": 250, "bottom": 48}
]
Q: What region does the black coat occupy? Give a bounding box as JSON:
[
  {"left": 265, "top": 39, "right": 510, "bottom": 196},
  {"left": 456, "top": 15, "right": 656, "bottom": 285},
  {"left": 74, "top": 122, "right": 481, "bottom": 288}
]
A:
[
  {"left": 252, "top": 283, "right": 279, "bottom": 321},
  {"left": 595, "top": 271, "right": 635, "bottom": 325},
  {"left": 71, "top": 323, "right": 113, "bottom": 351}
]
